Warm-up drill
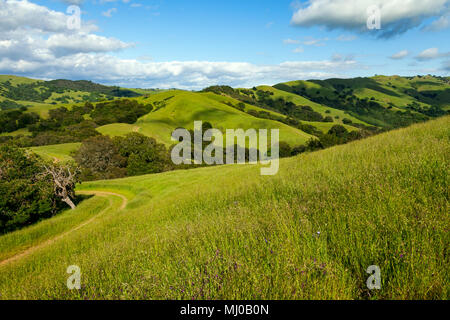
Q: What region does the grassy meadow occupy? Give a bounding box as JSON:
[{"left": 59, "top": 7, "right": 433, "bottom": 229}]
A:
[
  {"left": 28, "top": 143, "right": 81, "bottom": 162},
  {"left": 135, "top": 90, "right": 314, "bottom": 146},
  {"left": 0, "top": 116, "right": 448, "bottom": 300},
  {"left": 256, "top": 85, "right": 367, "bottom": 126}
]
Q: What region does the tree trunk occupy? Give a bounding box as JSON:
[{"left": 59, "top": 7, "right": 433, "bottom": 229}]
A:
[{"left": 62, "top": 197, "right": 76, "bottom": 210}]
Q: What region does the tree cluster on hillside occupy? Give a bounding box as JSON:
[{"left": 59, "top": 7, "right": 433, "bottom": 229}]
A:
[
  {"left": 1, "top": 100, "right": 153, "bottom": 147},
  {"left": 0, "top": 146, "right": 79, "bottom": 233},
  {"left": 0, "top": 82, "right": 52, "bottom": 102},
  {"left": 0, "top": 79, "right": 142, "bottom": 103},
  {"left": 74, "top": 133, "right": 171, "bottom": 181},
  {"left": 45, "top": 80, "right": 141, "bottom": 98},
  {"left": 203, "top": 86, "right": 330, "bottom": 123},
  {"left": 0, "top": 99, "right": 27, "bottom": 111},
  {"left": 90, "top": 99, "right": 153, "bottom": 125},
  {"left": 0, "top": 107, "right": 39, "bottom": 133},
  {"left": 277, "top": 82, "right": 440, "bottom": 129}
]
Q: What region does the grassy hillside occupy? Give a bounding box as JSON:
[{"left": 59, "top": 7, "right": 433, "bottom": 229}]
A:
[
  {"left": 134, "top": 90, "right": 314, "bottom": 147},
  {"left": 96, "top": 123, "right": 141, "bottom": 137},
  {"left": 256, "top": 85, "right": 366, "bottom": 127},
  {"left": 0, "top": 75, "right": 144, "bottom": 110},
  {"left": 273, "top": 76, "right": 449, "bottom": 128},
  {"left": 0, "top": 116, "right": 448, "bottom": 299},
  {"left": 372, "top": 75, "right": 450, "bottom": 110},
  {"left": 0, "top": 75, "right": 42, "bottom": 86},
  {"left": 28, "top": 143, "right": 81, "bottom": 162},
  {"left": 275, "top": 75, "right": 450, "bottom": 112}
]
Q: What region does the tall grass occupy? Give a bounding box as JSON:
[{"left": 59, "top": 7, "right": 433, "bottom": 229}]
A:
[{"left": 0, "top": 116, "right": 448, "bottom": 300}]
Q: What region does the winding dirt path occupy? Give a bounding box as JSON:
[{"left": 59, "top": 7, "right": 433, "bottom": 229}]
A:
[
  {"left": 0, "top": 191, "right": 127, "bottom": 268},
  {"left": 77, "top": 191, "right": 128, "bottom": 210}
]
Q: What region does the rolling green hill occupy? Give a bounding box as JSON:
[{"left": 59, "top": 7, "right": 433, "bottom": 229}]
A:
[
  {"left": 0, "top": 75, "right": 144, "bottom": 109},
  {"left": 273, "top": 75, "right": 449, "bottom": 128},
  {"left": 133, "top": 90, "right": 314, "bottom": 147},
  {"left": 0, "top": 116, "right": 447, "bottom": 299},
  {"left": 1, "top": 74, "right": 448, "bottom": 165},
  {"left": 255, "top": 85, "right": 366, "bottom": 127}
]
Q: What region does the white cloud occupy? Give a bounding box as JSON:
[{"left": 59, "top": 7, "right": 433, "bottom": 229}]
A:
[
  {"left": 102, "top": 8, "right": 117, "bottom": 18},
  {"left": 291, "top": 0, "right": 450, "bottom": 38},
  {"left": 0, "top": 0, "right": 362, "bottom": 89},
  {"left": 0, "top": 0, "right": 130, "bottom": 59},
  {"left": 424, "top": 10, "right": 450, "bottom": 31},
  {"left": 0, "top": 53, "right": 359, "bottom": 89},
  {"left": 336, "top": 34, "right": 357, "bottom": 41},
  {"left": 283, "top": 39, "right": 300, "bottom": 45},
  {"left": 302, "top": 37, "right": 328, "bottom": 46},
  {"left": 390, "top": 50, "right": 409, "bottom": 60},
  {"left": 415, "top": 48, "right": 450, "bottom": 60}
]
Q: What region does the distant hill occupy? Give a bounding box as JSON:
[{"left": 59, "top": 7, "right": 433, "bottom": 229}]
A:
[
  {"left": 273, "top": 75, "right": 449, "bottom": 128},
  {"left": 1, "top": 74, "right": 448, "bottom": 157},
  {"left": 128, "top": 90, "right": 315, "bottom": 147},
  {"left": 0, "top": 75, "right": 143, "bottom": 108}
]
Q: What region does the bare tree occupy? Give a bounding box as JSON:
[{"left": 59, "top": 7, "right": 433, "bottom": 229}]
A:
[{"left": 41, "top": 162, "right": 80, "bottom": 210}]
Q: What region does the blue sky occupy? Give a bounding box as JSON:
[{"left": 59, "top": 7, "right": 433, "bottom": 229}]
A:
[{"left": 0, "top": 0, "right": 449, "bottom": 88}]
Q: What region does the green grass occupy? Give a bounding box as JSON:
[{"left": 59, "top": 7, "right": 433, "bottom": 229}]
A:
[
  {"left": 28, "top": 143, "right": 81, "bottom": 162},
  {"left": 0, "top": 128, "right": 31, "bottom": 137},
  {"left": 96, "top": 123, "right": 141, "bottom": 137},
  {"left": 0, "top": 196, "right": 110, "bottom": 262},
  {"left": 135, "top": 90, "right": 314, "bottom": 147},
  {"left": 0, "top": 75, "right": 42, "bottom": 86},
  {"left": 10, "top": 88, "right": 315, "bottom": 148},
  {"left": 257, "top": 85, "right": 368, "bottom": 126},
  {"left": 24, "top": 101, "right": 68, "bottom": 118},
  {"left": 0, "top": 116, "right": 448, "bottom": 300},
  {"left": 274, "top": 76, "right": 450, "bottom": 118}
]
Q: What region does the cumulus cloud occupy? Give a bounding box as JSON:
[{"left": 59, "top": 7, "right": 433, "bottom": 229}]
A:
[
  {"left": 390, "top": 50, "right": 409, "bottom": 60},
  {"left": 283, "top": 38, "right": 300, "bottom": 45},
  {"left": 0, "top": 53, "right": 360, "bottom": 89},
  {"left": 0, "top": 1, "right": 131, "bottom": 59},
  {"left": 424, "top": 10, "right": 450, "bottom": 31},
  {"left": 0, "top": 0, "right": 361, "bottom": 89},
  {"left": 302, "top": 37, "right": 328, "bottom": 46},
  {"left": 102, "top": 8, "right": 117, "bottom": 18},
  {"left": 291, "top": 0, "right": 449, "bottom": 38},
  {"left": 415, "top": 48, "right": 450, "bottom": 60}
]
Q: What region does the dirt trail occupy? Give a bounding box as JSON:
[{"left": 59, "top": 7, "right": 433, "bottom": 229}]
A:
[
  {"left": 77, "top": 191, "right": 128, "bottom": 210},
  {"left": 0, "top": 191, "right": 127, "bottom": 268}
]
